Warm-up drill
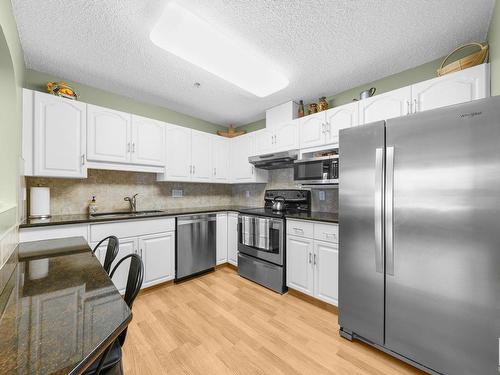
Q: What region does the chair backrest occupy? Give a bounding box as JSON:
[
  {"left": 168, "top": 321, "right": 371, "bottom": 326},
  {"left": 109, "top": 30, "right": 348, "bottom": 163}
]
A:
[
  {"left": 110, "top": 253, "right": 144, "bottom": 346},
  {"left": 93, "top": 236, "right": 119, "bottom": 274}
]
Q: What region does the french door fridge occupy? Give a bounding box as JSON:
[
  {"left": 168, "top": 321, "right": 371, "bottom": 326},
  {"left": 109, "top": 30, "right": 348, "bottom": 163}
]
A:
[{"left": 338, "top": 97, "right": 500, "bottom": 375}]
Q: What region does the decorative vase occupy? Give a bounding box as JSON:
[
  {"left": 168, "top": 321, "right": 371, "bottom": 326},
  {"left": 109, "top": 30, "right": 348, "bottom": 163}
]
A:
[
  {"left": 308, "top": 103, "right": 318, "bottom": 115},
  {"left": 318, "top": 97, "right": 328, "bottom": 111}
]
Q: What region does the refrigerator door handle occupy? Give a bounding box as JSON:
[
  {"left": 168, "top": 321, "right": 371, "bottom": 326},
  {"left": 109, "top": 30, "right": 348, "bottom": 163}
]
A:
[
  {"left": 374, "top": 148, "right": 384, "bottom": 273},
  {"left": 385, "top": 146, "right": 395, "bottom": 276}
]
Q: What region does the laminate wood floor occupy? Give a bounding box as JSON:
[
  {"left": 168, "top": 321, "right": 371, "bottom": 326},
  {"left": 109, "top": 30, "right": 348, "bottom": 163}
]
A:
[{"left": 122, "top": 267, "right": 424, "bottom": 375}]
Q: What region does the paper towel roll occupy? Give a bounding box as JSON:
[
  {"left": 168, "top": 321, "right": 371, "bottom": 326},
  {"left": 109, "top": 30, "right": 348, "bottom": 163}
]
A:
[{"left": 30, "top": 187, "right": 51, "bottom": 219}]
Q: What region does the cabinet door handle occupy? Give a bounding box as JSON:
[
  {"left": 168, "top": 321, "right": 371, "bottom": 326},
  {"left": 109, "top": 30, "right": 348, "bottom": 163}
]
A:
[
  {"left": 132, "top": 142, "right": 136, "bottom": 153},
  {"left": 325, "top": 122, "right": 330, "bottom": 133},
  {"left": 214, "top": 167, "right": 216, "bottom": 176},
  {"left": 193, "top": 165, "right": 195, "bottom": 174},
  {"left": 140, "top": 248, "right": 143, "bottom": 258},
  {"left": 309, "top": 252, "right": 312, "bottom": 264},
  {"left": 413, "top": 99, "right": 418, "bottom": 114},
  {"left": 81, "top": 154, "right": 85, "bottom": 166},
  {"left": 293, "top": 227, "right": 304, "bottom": 234},
  {"left": 251, "top": 166, "right": 254, "bottom": 175},
  {"left": 321, "top": 123, "right": 325, "bottom": 134},
  {"left": 313, "top": 253, "right": 317, "bottom": 265},
  {"left": 189, "top": 165, "right": 192, "bottom": 174},
  {"left": 406, "top": 100, "right": 410, "bottom": 115},
  {"left": 127, "top": 143, "right": 130, "bottom": 153}
]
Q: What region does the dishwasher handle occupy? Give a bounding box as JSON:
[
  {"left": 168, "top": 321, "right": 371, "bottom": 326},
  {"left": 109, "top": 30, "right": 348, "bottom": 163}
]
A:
[{"left": 177, "top": 214, "right": 217, "bottom": 226}]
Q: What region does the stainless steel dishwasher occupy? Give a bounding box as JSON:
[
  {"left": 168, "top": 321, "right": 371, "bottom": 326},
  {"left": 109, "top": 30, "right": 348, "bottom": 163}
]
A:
[{"left": 176, "top": 214, "right": 216, "bottom": 280}]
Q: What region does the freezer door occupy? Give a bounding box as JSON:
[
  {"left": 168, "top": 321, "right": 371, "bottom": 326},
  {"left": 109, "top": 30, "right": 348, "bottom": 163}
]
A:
[
  {"left": 339, "top": 121, "right": 385, "bottom": 345},
  {"left": 385, "top": 97, "right": 500, "bottom": 375}
]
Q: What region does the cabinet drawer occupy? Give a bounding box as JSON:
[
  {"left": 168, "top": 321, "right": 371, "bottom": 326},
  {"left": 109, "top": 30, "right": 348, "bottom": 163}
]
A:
[
  {"left": 20, "top": 224, "right": 89, "bottom": 243},
  {"left": 314, "top": 223, "right": 338, "bottom": 243},
  {"left": 287, "top": 220, "right": 314, "bottom": 238},
  {"left": 90, "top": 218, "right": 175, "bottom": 242}
]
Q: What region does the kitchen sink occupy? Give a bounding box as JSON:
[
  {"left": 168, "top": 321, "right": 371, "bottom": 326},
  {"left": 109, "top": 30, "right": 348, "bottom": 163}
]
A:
[{"left": 90, "top": 210, "right": 164, "bottom": 219}]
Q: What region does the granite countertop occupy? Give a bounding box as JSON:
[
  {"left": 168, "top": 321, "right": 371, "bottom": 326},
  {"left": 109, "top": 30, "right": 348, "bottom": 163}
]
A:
[
  {"left": 285, "top": 211, "right": 339, "bottom": 223},
  {"left": 20, "top": 205, "right": 248, "bottom": 228},
  {"left": 20, "top": 206, "right": 338, "bottom": 228},
  {"left": 0, "top": 237, "right": 131, "bottom": 375}
]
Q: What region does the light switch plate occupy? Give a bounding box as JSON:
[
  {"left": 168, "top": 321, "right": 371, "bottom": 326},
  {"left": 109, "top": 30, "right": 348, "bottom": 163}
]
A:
[
  {"left": 172, "top": 189, "right": 183, "bottom": 198},
  {"left": 319, "top": 191, "right": 326, "bottom": 201}
]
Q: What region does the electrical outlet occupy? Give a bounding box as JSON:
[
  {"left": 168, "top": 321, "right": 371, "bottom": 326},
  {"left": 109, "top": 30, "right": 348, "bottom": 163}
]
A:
[
  {"left": 319, "top": 190, "right": 326, "bottom": 201},
  {"left": 172, "top": 189, "right": 183, "bottom": 198},
  {"left": 245, "top": 190, "right": 250, "bottom": 198}
]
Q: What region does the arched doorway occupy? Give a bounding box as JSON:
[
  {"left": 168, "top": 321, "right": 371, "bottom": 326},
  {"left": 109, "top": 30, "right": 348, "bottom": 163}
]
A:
[{"left": 0, "top": 24, "right": 19, "bottom": 223}]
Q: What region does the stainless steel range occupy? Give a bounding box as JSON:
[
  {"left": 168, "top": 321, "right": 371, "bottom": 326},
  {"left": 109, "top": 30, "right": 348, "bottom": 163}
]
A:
[{"left": 238, "top": 189, "right": 311, "bottom": 293}]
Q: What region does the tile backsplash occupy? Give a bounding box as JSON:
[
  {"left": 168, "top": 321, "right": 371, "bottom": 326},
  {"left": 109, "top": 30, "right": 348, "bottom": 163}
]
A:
[{"left": 26, "top": 168, "right": 338, "bottom": 215}]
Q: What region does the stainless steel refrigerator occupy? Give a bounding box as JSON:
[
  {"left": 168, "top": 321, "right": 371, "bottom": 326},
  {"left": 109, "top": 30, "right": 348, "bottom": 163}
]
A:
[{"left": 338, "top": 96, "right": 500, "bottom": 375}]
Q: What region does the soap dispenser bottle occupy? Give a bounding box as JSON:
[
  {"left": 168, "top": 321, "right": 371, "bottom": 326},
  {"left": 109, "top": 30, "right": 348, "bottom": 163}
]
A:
[{"left": 88, "top": 196, "right": 98, "bottom": 215}]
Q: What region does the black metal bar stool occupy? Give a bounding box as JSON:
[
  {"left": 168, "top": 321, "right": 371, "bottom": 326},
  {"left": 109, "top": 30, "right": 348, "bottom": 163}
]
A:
[
  {"left": 84, "top": 253, "right": 144, "bottom": 375},
  {"left": 92, "top": 236, "right": 119, "bottom": 274}
]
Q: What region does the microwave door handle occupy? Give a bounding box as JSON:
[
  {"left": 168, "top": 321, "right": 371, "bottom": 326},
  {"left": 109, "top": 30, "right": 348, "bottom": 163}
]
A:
[{"left": 374, "top": 148, "right": 384, "bottom": 274}]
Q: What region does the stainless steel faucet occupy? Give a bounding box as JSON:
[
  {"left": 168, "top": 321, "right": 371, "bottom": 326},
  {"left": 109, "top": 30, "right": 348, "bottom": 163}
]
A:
[{"left": 124, "top": 193, "right": 138, "bottom": 212}]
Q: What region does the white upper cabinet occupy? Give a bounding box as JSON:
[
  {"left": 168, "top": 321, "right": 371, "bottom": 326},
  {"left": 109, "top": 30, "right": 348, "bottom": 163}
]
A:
[
  {"left": 254, "top": 129, "right": 275, "bottom": 155},
  {"left": 274, "top": 121, "right": 299, "bottom": 152},
  {"left": 87, "top": 104, "right": 131, "bottom": 164},
  {"left": 191, "top": 130, "right": 212, "bottom": 182},
  {"left": 163, "top": 125, "right": 192, "bottom": 181},
  {"left": 411, "top": 64, "right": 490, "bottom": 113},
  {"left": 212, "top": 136, "right": 230, "bottom": 182},
  {"left": 230, "top": 133, "right": 268, "bottom": 183},
  {"left": 299, "top": 112, "right": 327, "bottom": 149},
  {"left": 359, "top": 86, "right": 412, "bottom": 125},
  {"left": 325, "top": 101, "right": 359, "bottom": 144},
  {"left": 33, "top": 91, "right": 87, "bottom": 178},
  {"left": 130, "top": 115, "right": 165, "bottom": 166},
  {"left": 230, "top": 134, "right": 253, "bottom": 182},
  {"left": 253, "top": 121, "right": 299, "bottom": 155}
]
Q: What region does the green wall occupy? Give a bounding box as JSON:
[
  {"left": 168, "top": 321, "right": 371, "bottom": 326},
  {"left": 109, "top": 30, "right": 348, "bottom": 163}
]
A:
[
  {"left": 24, "top": 69, "right": 226, "bottom": 134},
  {"left": 238, "top": 37, "right": 494, "bottom": 133},
  {"left": 488, "top": 0, "right": 500, "bottom": 95},
  {"left": 0, "top": 0, "right": 24, "bottom": 233}
]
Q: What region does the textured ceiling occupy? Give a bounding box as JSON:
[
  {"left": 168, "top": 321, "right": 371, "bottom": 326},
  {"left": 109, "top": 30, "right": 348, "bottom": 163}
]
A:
[{"left": 12, "top": 0, "right": 495, "bottom": 126}]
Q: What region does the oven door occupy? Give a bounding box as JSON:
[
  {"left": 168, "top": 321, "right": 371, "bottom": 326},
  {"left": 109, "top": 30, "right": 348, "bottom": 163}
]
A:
[{"left": 238, "top": 215, "right": 284, "bottom": 266}]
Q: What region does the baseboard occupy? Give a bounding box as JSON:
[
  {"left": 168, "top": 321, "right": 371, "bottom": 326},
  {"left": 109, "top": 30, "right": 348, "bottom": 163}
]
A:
[
  {"left": 138, "top": 279, "right": 174, "bottom": 296},
  {"left": 216, "top": 262, "right": 237, "bottom": 271},
  {"left": 287, "top": 288, "right": 338, "bottom": 314}
]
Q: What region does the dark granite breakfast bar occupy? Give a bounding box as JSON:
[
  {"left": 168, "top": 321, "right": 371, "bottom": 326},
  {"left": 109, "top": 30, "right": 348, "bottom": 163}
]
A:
[{"left": 0, "top": 237, "right": 131, "bottom": 375}]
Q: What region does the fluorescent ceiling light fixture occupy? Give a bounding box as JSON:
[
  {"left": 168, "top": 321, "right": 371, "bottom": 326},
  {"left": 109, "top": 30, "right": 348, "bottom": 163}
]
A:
[{"left": 150, "top": 2, "right": 289, "bottom": 97}]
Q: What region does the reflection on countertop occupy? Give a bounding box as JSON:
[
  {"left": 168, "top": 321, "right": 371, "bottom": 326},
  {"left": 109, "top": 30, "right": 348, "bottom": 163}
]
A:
[{"left": 0, "top": 237, "right": 131, "bottom": 375}]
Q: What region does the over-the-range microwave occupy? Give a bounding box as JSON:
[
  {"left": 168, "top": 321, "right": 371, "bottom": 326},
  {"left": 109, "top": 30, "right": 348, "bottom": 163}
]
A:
[{"left": 293, "top": 155, "right": 339, "bottom": 187}]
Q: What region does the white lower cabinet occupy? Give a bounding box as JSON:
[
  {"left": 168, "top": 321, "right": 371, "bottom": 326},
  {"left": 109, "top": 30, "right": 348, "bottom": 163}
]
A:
[
  {"left": 286, "top": 235, "right": 314, "bottom": 295},
  {"left": 313, "top": 240, "right": 339, "bottom": 305},
  {"left": 108, "top": 237, "right": 137, "bottom": 292},
  {"left": 286, "top": 219, "right": 339, "bottom": 306},
  {"left": 227, "top": 212, "right": 239, "bottom": 266},
  {"left": 140, "top": 232, "right": 175, "bottom": 287},
  {"left": 216, "top": 213, "right": 228, "bottom": 264},
  {"left": 21, "top": 218, "right": 176, "bottom": 293}
]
